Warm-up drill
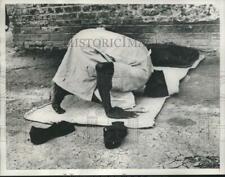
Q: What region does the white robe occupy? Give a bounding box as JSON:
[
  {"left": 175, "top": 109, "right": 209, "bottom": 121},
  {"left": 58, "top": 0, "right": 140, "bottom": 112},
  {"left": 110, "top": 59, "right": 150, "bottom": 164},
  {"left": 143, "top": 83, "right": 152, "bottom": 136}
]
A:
[{"left": 53, "top": 28, "right": 153, "bottom": 107}]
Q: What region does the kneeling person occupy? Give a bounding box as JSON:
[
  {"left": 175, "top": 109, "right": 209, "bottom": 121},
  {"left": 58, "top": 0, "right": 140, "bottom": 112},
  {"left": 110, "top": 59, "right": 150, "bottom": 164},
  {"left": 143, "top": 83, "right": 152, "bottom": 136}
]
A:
[{"left": 51, "top": 28, "right": 167, "bottom": 119}]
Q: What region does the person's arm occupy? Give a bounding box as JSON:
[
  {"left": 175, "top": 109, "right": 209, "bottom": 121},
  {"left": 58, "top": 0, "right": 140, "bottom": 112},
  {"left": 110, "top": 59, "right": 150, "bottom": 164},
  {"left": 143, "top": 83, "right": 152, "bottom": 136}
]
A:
[{"left": 96, "top": 62, "right": 138, "bottom": 119}]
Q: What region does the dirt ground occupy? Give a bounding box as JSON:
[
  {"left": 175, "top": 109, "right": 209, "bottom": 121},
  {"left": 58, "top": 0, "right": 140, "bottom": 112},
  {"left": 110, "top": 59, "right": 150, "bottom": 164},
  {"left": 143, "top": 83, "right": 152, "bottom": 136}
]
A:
[{"left": 5, "top": 29, "right": 220, "bottom": 169}]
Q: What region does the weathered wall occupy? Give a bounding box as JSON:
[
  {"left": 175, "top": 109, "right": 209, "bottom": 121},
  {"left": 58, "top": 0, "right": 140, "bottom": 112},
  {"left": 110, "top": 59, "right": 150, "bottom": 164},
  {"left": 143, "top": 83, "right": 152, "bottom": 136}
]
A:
[{"left": 8, "top": 4, "right": 220, "bottom": 50}]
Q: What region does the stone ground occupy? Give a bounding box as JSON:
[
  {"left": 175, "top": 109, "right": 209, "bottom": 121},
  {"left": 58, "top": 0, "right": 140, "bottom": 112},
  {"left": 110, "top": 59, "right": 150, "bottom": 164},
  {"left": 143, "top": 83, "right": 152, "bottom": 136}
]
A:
[{"left": 5, "top": 29, "right": 220, "bottom": 169}]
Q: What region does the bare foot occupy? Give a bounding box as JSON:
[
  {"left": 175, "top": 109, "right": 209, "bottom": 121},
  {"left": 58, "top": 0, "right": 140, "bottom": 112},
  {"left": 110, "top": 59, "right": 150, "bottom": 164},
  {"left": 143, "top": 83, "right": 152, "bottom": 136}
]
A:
[{"left": 52, "top": 104, "right": 65, "bottom": 114}]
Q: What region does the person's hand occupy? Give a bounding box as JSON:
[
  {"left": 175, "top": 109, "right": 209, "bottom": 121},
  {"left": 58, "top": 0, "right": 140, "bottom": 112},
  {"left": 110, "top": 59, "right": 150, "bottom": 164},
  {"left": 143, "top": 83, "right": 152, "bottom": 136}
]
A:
[{"left": 106, "top": 107, "right": 139, "bottom": 119}]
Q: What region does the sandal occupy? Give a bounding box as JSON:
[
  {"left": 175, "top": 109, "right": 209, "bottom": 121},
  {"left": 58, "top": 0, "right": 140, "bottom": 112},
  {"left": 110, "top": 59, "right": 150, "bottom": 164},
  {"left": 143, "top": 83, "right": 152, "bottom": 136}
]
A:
[
  {"left": 103, "top": 121, "right": 128, "bottom": 149},
  {"left": 29, "top": 121, "right": 75, "bottom": 145}
]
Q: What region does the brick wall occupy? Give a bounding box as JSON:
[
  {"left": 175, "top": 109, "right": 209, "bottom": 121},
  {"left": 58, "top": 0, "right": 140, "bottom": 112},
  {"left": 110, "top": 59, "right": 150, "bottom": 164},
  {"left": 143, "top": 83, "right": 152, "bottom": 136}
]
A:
[{"left": 8, "top": 4, "right": 220, "bottom": 50}]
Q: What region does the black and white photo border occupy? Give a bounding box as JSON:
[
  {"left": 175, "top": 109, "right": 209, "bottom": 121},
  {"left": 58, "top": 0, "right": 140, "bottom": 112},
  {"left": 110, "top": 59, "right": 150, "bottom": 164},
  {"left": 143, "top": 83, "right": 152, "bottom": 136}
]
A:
[{"left": 0, "top": 0, "right": 225, "bottom": 175}]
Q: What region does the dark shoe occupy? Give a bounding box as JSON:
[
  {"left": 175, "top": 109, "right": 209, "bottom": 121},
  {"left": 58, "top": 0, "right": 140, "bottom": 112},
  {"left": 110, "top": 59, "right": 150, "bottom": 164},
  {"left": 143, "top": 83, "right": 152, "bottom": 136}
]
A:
[
  {"left": 103, "top": 121, "right": 128, "bottom": 149},
  {"left": 29, "top": 121, "right": 75, "bottom": 145}
]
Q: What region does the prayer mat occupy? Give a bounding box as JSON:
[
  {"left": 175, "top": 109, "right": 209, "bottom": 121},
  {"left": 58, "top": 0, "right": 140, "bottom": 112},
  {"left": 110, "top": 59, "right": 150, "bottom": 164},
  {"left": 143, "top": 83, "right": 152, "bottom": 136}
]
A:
[{"left": 24, "top": 54, "right": 205, "bottom": 128}]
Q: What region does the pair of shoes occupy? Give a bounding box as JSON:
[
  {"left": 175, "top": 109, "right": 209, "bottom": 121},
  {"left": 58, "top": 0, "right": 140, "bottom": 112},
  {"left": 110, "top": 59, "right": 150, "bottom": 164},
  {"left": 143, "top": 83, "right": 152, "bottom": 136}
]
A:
[
  {"left": 103, "top": 122, "right": 128, "bottom": 149},
  {"left": 29, "top": 121, "right": 75, "bottom": 145}
]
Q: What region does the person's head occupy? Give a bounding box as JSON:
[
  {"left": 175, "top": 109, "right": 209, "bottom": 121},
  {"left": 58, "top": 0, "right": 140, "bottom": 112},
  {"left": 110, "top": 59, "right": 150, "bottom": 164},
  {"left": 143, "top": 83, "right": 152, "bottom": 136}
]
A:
[{"left": 144, "top": 70, "right": 169, "bottom": 97}]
